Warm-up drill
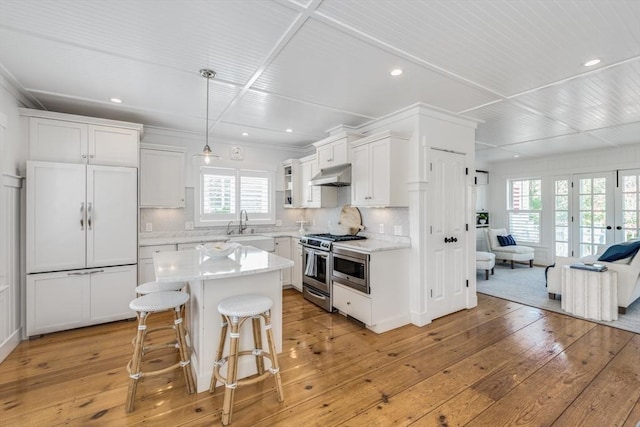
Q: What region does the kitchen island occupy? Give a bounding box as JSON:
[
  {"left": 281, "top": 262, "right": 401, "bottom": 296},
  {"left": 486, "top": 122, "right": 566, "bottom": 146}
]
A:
[{"left": 153, "top": 246, "right": 294, "bottom": 393}]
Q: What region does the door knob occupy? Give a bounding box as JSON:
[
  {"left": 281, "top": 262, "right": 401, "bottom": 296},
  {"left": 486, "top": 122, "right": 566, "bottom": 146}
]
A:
[
  {"left": 444, "top": 237, "right": 450, "bottom": 243},
  {"left": 616, "top": 226, "right": 622, "bottom": 230},
  {"left": 606, "top": 226, "right": 612, "bottom": 230},
  {"left": 452, "top": 237, "right": 458, "bottom": 242}
]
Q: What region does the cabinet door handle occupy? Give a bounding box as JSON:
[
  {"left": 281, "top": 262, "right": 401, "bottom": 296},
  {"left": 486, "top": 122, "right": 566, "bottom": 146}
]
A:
[
  {"left": 87, "top": 202, "right": 92, "bottom": 230},
  {"left": 80, "top": 202, "right": 85, "bottom": 230}
]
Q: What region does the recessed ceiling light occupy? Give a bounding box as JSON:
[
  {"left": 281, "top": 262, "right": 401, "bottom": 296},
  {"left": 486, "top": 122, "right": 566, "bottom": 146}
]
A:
[
  {"left": 513, "top": 154, "right": 520, "bottom": 158},
  {"left": 390, "top": 69, "right": 403, "bottom": 77},
  {"left": 285, "top": 128, "right": 293, "bottom": 133},
  {"left": 242, "top": 132, "right": 248, "bottom": 136},
  {"left": 109, "top": 97, "right": 123, "bottom": 104},
  {"left": 583, "top": 58, "right": 601, "bottom": 67}
]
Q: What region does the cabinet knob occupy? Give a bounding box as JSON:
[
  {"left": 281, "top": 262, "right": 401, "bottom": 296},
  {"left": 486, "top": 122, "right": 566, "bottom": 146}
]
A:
[
  {"left": 82, "top": 154, "right": 87, "bottom": 159},
  {"left": 89, "top": 154, "right": 94, "bottom": 159}
]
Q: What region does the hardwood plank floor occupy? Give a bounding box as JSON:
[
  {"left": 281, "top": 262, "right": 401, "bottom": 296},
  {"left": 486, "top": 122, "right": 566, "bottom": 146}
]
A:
[{"left": 1, "top": 290, "right": 638, "bottom": 426}]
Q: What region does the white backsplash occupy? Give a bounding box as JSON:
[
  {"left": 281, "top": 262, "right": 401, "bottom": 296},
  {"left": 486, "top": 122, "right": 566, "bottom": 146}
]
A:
[{"left": 140, "top": 187, "right": 410, "bottom": 240}]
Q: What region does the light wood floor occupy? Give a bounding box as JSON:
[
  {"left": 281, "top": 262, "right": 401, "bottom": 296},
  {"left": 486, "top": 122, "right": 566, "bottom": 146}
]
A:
[{"left": 1, "top": 290, "right": 639, "bottom": 426}]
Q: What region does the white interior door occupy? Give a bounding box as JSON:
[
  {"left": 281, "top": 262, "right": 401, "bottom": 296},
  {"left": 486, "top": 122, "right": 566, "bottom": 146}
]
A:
[
  {"left": 428, "top": 149, "right": 468, "bottom": 320},
  {"left": 86, "top": 165, "right": 138, "bottom": 267},
  {"left": 572, "top": 172, "right": 615, "bottom": 257},
  {"left": 26, "top": 162, "right": 86, "bottom": 273},
  {"left": 616, "top": 169, "right": 640, "bottom": 242}
]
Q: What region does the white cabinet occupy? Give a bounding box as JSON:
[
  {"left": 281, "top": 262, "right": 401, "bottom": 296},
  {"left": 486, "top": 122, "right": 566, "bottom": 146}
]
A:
[
  {"left": 140, "top": 144, "right": 186, "bottom": 207},
  {"left": 275, "top": 237, "right": 292, "bottom": 287},
  {"left": 333, "top": 283, "right": 372, "bottom": 324},
  {"left": 291, "top": 239, "right": 302, "bottom": 291},
  {"left": 299, "top": 155, "right": 337, "bottom": 208},
  {"left": 313, "top": 132, "right": 361, "bottom": 170},
  {"left": 26, "top": 162, "right": 138, "bottom": 273},
  {"left": 332, "top": 248, "right": 410, "bottom": 334},
  {"left": 350, "top": 131, "right": 409, "bottom": 207},
  {"left": 27, "top": 116, "right": 139, "bottom": 166},
  {"left": 26, "top": 265, "right": 136, "bottom": 336},
  {"left": 282, "top": 159, "right": 301, "bottom": 208},
  {"left": 138, "top": 244, "right": 177, "bottom": 284}
]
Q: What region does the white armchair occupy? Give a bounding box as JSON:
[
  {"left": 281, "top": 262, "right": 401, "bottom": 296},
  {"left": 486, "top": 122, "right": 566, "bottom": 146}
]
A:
[
  {"left": 484, "top": 228, "right": 535, "bottom": 269},
  {"left": 547, "top": 240, "right": 640, "bottom": 313}
]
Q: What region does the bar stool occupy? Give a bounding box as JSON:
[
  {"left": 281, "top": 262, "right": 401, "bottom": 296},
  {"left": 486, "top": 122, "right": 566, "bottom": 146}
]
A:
[
  {"left": 131, "top": 281, "right": 188, "bottom": 347},
  {"left": 210, "top": 294, "right": 284, "bottom": 425},
  {"left": 135, "top": 280, "right": 186, "bottom": 295},
  {"left": 126, "top": 291, "right": 196, "bottom": 413}
]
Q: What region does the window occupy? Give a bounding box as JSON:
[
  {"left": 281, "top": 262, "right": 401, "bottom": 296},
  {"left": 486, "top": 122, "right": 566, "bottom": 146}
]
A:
[
  {"left": 197, "top": 165, "right": 275, "bottom": 226},
  {"left": 554, "top": 179, "right": 570, "bottom": 256},
  {"left": 619, "top": 170, "right": 640, "bottom": 241},
  {"left": 507, "top": 178, "right": 542, "bottom": 244}
]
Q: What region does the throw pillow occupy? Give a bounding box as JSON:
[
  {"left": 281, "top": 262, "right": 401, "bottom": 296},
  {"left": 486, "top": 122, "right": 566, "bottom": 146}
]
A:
[
  {"left": 597, "top": 240, "right": 640, "bottom": 263},
  {"left": 497, "top": 234, "right": 517, "bottom": 246}
]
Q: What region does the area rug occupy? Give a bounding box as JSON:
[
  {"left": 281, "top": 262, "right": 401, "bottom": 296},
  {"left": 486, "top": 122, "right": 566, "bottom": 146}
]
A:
[{"left": 476, "top": 263, "right": 640, "bottom": 334}]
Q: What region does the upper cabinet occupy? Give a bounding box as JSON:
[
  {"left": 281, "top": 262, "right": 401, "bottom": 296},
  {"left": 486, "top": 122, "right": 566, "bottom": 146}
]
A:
[
  {"left": 140, "top": 144, "right": 186, "bottom": 208},
  {"left": 313, "top": 132, "right": 362, "bottom": 170},
  {"left": 24, "top": 111, "right": 141, "bottom": 167},
  {"left": 350, "top": 131, "right": 409, "bottom": 207},
  {"left": 299, "top": 154, "right": 337, "bottom": 208},
  {"left": 282, "top": 159, "right": 302, "bottom": 208}
]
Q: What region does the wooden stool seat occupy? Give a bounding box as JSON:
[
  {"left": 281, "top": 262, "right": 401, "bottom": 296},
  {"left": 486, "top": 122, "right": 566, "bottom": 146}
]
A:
[
  {"left": 211, "top": 294, "right": 284, "bottom": 425},
  {"left": 126, "top": 291, "right": 195, "bottom": 413}
]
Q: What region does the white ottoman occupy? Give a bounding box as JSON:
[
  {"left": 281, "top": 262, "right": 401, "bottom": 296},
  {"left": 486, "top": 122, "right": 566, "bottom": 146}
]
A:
[{"left": 477, "top": 252, "right": 496, "bottom": 280}]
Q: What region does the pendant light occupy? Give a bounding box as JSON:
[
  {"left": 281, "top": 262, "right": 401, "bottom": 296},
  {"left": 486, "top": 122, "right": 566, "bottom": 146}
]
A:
[{"left": 199, "top": 68, "right": 220, "bottom": 164}]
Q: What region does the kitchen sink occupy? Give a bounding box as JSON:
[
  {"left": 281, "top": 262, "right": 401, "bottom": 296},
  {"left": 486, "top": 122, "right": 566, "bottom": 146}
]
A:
[{"left": 228, "top": 235, "right": 275, "bottom": 252}]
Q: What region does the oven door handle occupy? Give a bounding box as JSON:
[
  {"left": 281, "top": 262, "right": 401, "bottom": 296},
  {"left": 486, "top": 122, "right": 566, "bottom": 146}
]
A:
[
  {"left": 306, "top": 288, "right": 327, "bottom": 300},
  {"left": 305, "top": 248, "right": 329, "bottom": 259}
]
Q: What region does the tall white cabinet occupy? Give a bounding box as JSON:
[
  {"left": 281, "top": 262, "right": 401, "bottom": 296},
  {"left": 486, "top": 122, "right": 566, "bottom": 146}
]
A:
[{"left": 22, "top": 109, "right": 141, "bottom": 336}]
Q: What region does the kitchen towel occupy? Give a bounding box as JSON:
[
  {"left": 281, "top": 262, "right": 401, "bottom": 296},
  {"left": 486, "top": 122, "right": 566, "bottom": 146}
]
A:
[{"left": 304, "top": 249, "right": 316, "bottom": 277}]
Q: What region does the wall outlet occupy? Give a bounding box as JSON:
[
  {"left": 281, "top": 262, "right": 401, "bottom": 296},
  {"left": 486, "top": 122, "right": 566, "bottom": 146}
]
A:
[
  {"left": 378, "top": 223, "right": 385, "bottom": 234},
  {"left": 275, "top": 219, "right": 283, "bottom": 227},
  {"left": 185, "top": 221, "right": 194, "bottom": 230},
  {"left": 145, "top": 223, "right": 153, "bottom": 232},
  {"left": 394, "top": 225, "right": 403, "bottom": 235}
]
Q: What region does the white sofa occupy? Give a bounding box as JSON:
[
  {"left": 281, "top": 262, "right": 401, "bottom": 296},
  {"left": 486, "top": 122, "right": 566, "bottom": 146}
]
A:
[
  {"left": 547, "top": 240, "right": 640, "bottom": 313},
  {"left": 484, "top": 228, "right": 535, "bottom": 269}
]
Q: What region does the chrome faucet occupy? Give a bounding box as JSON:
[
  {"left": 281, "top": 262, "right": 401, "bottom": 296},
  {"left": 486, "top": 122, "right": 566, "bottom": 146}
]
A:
[
  {"left": 239, "top": 209, "right": 248, "bottom": 234},
  {"left": 226, "top": 220, "right": 235, "bottom": 235}
]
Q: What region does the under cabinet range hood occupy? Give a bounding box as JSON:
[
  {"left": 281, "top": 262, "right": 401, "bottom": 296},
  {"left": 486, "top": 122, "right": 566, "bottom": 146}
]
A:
[{"left": 310, "top": 163, "right": 351, "bottom": 186}]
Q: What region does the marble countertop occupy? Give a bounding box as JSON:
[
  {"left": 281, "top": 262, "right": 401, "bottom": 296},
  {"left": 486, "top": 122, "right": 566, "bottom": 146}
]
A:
[
  {"left": 332, "top": 239, "right": 411, "bottom": 253},
  {"left": 153, "top": 246, "right": 294, "bottom": 282}
]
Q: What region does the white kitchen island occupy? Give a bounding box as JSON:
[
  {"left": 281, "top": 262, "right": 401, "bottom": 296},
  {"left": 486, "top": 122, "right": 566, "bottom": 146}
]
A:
[{"left": 153, "top": 246, "right": 293, "bottom": 393}]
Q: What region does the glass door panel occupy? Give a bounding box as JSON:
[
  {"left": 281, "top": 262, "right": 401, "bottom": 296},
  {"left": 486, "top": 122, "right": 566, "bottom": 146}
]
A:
[
  {"left": 616, "top": 169, "right": 640, "bottom": 241},
  {"left": 554, "top": 178, "right": 570, "bottom": 257},
  {"left": 573, "top": 172, "right": 614, "bottom": 257}
]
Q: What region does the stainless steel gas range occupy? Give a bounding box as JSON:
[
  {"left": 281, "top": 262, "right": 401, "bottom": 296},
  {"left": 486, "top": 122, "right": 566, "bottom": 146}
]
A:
[{"left": 300, "top": 233, "right": 367, "bottom": 311}]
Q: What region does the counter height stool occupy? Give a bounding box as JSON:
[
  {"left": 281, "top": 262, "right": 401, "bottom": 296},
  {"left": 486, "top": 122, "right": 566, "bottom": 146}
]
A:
[
  {"left": 126, "top": 291, "right": 195, "bottom": 413},
  {"left": 131, "top": 281, "right": 189, "bottom": 349},
  {"left": 211, "top": 294, "right": 284, "bottom": 425},
  {"left": 135, "top": 280, "right": 186, "bottom": 295}
]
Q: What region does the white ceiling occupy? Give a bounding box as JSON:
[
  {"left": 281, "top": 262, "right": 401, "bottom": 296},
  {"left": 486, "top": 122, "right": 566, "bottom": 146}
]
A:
[{"left": 1, "top": 0, "right": 639, "bottom": 162}]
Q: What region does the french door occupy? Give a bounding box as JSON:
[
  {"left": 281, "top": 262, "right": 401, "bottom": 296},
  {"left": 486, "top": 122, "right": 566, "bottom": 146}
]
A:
[
  {"left": 572, "top": 172, "right": 615, "bottom": 257},
  {"left": 616, "top": 169, "right": 640, "bottom": 242},
  {"left": 558, "top": 169, "right": 640, "bottom": 258}
]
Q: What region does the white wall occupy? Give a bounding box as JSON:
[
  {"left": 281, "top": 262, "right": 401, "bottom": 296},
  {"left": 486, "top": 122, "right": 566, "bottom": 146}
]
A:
[
  {"left": 486, "top": 144, "right": 640, "bottom": 265},
  {"left": 0, "top": 75, "right": 30, "bottom": 361}
]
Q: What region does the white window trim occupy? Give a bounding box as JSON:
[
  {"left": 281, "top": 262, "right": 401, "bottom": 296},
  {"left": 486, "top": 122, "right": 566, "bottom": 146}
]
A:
[
  {"left": 195, "top": 161, "right": 276, "bottom": 227},
  {"left": 507, "top": 178, "right": 542, "bottom": 245}
]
